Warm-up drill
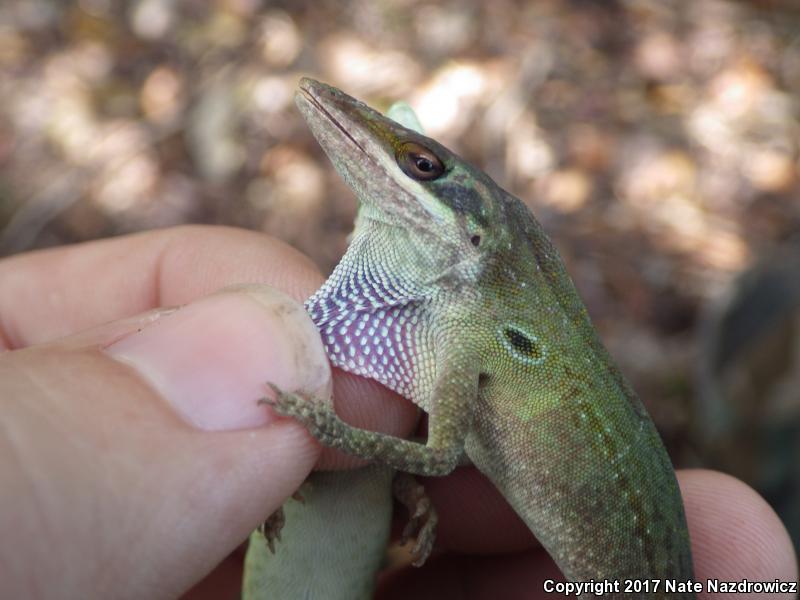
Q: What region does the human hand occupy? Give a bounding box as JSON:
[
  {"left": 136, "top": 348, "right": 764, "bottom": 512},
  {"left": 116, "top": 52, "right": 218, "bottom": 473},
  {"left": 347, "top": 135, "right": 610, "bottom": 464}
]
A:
[{"left": 0, "top": 226, "right": 414, "bottom": 599}]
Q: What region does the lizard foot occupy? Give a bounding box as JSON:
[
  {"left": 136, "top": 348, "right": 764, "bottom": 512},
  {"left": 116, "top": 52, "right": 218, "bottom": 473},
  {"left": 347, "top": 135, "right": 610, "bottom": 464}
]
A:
[
  {"left": 257, "top": 506, "right": 285, "bottom": 553},
  {"left": 256, "top": 490, "right": 305, "bottom": 553},
  {"left": 260, "top": 383, "right": 343, "bottom": 446},
  {"left": 393, "top": 472, "right": 438, "bottom": 566}
]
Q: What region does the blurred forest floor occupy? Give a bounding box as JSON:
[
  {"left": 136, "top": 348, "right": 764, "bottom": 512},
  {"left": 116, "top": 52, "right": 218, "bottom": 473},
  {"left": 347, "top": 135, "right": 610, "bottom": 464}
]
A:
[{"left": 1, "top": 0, "right": 800, "bottom": 472}]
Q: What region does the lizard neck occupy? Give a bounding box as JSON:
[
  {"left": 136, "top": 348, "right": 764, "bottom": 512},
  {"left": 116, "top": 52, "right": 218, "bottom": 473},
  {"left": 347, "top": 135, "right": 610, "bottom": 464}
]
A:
[{"left": 305, "top": 229, "right": 435, "bottom": 406}]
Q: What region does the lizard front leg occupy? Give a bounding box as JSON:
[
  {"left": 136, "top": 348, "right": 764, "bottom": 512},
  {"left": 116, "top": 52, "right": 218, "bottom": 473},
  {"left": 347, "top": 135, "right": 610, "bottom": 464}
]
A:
[{"left": 263, "top": 355, "right": 480, "bottom": 477}]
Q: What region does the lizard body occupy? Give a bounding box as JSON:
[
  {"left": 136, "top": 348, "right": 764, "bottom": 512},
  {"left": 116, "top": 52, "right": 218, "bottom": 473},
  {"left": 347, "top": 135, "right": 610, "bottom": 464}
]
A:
[{"left": 266, "top": 79, "right": 695, "bottom": 597}]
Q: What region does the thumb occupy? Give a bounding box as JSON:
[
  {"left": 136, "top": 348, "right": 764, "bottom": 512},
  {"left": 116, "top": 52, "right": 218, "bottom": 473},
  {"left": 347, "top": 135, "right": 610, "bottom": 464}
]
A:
[{"left": 0, "top": 286, "right": 327, "bottom": 600}]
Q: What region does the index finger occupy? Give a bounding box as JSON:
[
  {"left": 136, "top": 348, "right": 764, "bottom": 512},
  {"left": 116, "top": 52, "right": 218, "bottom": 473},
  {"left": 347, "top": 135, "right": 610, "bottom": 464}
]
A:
[
  {"left": 0, "top": 224, "right": 418, "bottom": 466},
  {"left": 0, "top": 225, "right": 323, "bottom": 349}
]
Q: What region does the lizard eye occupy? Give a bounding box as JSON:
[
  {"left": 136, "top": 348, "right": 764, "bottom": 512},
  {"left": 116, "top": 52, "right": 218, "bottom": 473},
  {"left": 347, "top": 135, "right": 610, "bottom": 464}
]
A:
[
  {"left": 396, "top": 142, "right": 445, "bottom": 181},
  {"left": 499, "top": 325, "right": 546, "bottom": 365}
]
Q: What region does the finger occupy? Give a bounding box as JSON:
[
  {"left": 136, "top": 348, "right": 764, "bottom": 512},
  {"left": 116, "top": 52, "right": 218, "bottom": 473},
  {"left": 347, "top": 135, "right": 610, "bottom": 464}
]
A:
[
  {"left": 0, "top": 225, "right": 322, "bottom": 349},
  {"left": 680, "top": 469, "right": 797, "bottom": 599},
  {"left": 0, "top": 225, "right": 418, "bottom": 466},
  {"left": 1, "top": 287, "right": 322, "bottom": 599}
]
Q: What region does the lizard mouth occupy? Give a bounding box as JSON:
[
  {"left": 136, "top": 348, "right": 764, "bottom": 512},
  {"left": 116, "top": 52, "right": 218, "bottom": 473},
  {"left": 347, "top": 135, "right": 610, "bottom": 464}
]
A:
[
  {"left": 297, "top": 79, "right": 371, "bottom": 160},
  {"left": 295, "top": 78, "right": 437, "bottom": 229}
]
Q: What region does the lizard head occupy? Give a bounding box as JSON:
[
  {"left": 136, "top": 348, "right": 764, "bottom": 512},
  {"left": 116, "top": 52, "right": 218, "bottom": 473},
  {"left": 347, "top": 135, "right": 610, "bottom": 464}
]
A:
[{"left": 295, "top": 78, "right": 506, "bottom": 269}]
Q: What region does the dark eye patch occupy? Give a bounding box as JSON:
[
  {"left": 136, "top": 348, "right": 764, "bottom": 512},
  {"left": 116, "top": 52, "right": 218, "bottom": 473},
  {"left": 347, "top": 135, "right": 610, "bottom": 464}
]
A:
[{"left": 435, "top": 182, "right": 488, "bottom": 227}]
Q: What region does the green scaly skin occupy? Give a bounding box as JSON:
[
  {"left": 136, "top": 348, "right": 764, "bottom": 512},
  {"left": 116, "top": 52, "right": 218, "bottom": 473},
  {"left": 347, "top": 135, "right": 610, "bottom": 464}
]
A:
[
  {"left": 268, "top": 79, "right": 695, "bottom": 597},
  {"left": 243, "top": 466, "right": 393, "bottom": 600}
]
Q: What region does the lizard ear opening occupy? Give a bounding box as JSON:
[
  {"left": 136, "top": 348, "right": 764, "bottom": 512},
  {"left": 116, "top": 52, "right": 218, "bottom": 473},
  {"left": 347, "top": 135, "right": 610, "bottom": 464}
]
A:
[
  {"left": 396, "top": 142, "right": 445, "bottom": 181},
  {"left": 499, "top": 325, "right": 546, "bottom": 365}
]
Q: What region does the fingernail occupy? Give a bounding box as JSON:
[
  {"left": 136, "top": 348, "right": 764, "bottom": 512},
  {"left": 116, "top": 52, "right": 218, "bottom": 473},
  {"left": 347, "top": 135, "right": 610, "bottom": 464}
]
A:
[{"left": 106, "top": 286, "right": 331, "bottom": 431}]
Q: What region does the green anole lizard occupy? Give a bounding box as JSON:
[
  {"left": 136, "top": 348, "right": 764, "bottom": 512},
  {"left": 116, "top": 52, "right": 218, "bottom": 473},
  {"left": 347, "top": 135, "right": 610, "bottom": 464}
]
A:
[{"left": 256, "top": 78, "right": 695, "bottom": 598}]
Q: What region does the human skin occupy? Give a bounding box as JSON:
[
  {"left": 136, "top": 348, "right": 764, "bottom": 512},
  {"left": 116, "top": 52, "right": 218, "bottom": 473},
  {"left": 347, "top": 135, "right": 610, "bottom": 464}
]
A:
[{"left": 0, "top": 226, "right": 795, "bottom": 599}]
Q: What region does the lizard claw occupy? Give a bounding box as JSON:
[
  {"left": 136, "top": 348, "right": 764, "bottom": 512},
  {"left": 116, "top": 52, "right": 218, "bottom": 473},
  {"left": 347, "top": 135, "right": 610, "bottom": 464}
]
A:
[
  {"left": 255, "top": 486, "right": 309, "bottom": 554},
  {"left": 402, "top": 501, "right": 437, "bottom": 566},
  {"left": 260, "top": 382, "right": 317, "bottom": 419},
  {"left": 393, "top": 472, "right": 438, "bottom": 566},
  {"left": 258, "top": 506, "right": 286, "bottom": 554},
  {"left": 257, "top": 382, "right": 286, "bottom": 410},
  {"left": 259, "top": 382, "right": 341, "bottom": 445}
]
